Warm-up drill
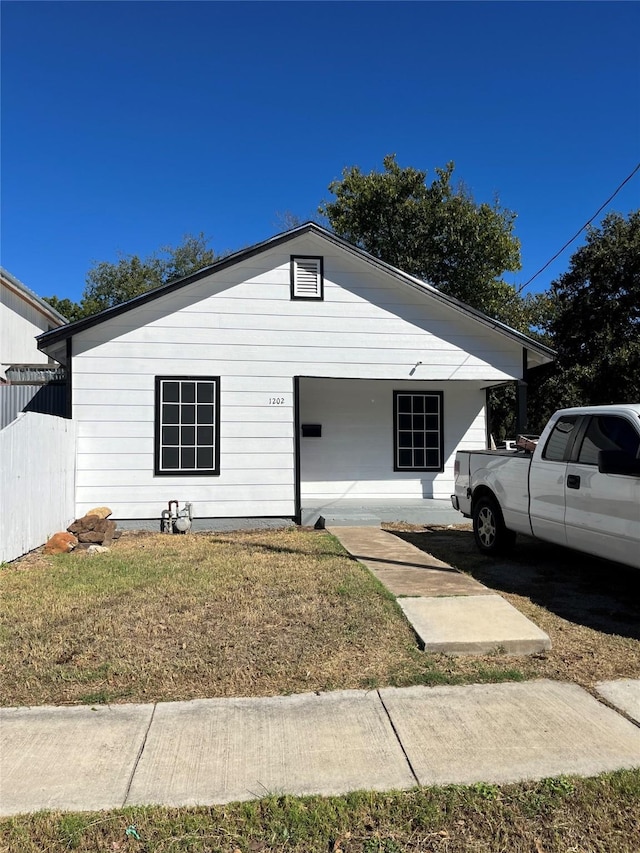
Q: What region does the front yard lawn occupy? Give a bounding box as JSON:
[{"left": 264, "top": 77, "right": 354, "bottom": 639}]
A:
[
  {"left": 0, "top": 528, "right": 521, "bottom": 707},
  {"left": 3, "top": 527, "right": 639, "bottom": 852}
]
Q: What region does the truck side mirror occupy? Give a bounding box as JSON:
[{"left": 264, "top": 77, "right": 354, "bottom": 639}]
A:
[{"left": 598, "top": 449, "right": 640, "bottom": 476}]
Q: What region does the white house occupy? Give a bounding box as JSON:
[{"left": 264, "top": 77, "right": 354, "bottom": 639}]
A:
[
  {"left": 1, "top": 267, "right": 69, "bottom": 428},
  {"left": 1, "top": 267, "right": 67, "bottom": 379},
  {"left": 37, "top": 224, "right": 554, "bottom": 525}
]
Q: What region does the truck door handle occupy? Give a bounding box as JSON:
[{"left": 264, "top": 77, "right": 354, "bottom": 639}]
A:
[{"left": 567, "top": 474, "right": 581, "bottom": 489}]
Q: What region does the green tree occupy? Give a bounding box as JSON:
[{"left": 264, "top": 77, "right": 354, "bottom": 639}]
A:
[
  {"left": 533, "top": 210, "right": 640, "bottom": 420},
  {"left": 159, "top": 233, "right": 217, "bottom": 284},
  {"left": 319, "top": 155, "right": 525, "bottom": 327},
  {"left": 82, "top": 232, "right": 216, "bottom": 316},
  {"left": 80, "top": 253, "right": 165, "bottom": 316},
  {"left": 320, "top": 154, "right": 550, "bottom": 442},
  {"left": 42, "top": 295, "right": 84, "bottom": 323},
  {"left": 44, "top": 233, "right": 217, "bottom": 321}
]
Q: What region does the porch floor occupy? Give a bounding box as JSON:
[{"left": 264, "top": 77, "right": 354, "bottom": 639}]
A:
[{"left": 300, "top": 498, "right": 466, "bottom": 528}]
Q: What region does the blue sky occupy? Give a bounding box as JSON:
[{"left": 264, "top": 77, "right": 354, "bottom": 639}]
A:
[{"left": 2, "top": 0, "right": 639, "bottom": 304}]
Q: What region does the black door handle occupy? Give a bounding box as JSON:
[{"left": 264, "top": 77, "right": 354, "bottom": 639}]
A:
[{"left": 567, "top": 474, "right": 581, "bottom": 489}]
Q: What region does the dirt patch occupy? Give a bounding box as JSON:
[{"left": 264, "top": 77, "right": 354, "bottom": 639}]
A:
[{"left": 384, "top": 523, "right": 640, "bottom": 689}]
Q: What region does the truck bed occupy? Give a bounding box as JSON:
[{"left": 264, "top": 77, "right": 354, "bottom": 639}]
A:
[{"left": 454, "top": 448, "right": 533, "bottom": 534}]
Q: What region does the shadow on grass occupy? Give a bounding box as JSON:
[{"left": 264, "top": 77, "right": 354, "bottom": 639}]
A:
[
  {"left": 389, "top": 527, "right": 640, "bottom": 641},
  {"left": 209, "top": 529, "right": 345, "bottom": 560}
]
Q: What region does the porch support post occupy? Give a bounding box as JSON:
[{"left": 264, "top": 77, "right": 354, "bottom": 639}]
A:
[
  {"left": 515, "top": 349, "right": 528, "bottom": 436},
  {"left": 65, "top": 337, "right": 72, "bottom": 420},
  {"left": 293, "top": 376, "right": 301, "bottom": 525},
  {"left": 485, "top": 387, "right": 493, "bottom": 448}
]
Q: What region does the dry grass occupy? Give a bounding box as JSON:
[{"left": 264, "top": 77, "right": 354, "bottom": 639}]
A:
[
  {"left": 385, "top": 524, "right": 640, "bottom": 691},
  {"left": 0, "top": 528, "right": 522, "bottom": 707},
  {"left": 2, "top": 770, "right": 639, "bottom": 852},
  {"left": 2, "top": 523, "right": 639, "bottom": 708}
]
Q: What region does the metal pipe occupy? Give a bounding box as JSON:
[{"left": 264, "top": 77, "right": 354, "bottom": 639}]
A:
[{"left": 160, "top": 509, "right": 172, "bottom": 534}]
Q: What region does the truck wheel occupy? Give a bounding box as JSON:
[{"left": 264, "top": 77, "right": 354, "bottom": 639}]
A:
[{"left": 473, "top": 496, "right": 515, "bottom": 555}]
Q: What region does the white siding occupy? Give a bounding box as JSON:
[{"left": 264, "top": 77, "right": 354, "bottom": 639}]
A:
[
  {"left": 1, "top": 283, "right": 53, "bottom": 370},
  {"left": 299, "top": 378, "right": 485, "bottom": 501},
  {"left": 0, "top": 413, "right": 76, "bottom": 562},
  {"left": 70, "top": 232, "right": 523, "bottom": 519}
]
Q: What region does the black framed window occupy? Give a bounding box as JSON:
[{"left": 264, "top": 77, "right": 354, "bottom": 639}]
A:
[
  {"left": 394, "top": 391, "right": 444, "bottom": 472},
  {"left": 155, "top": 376, "right": 220, "bottom": 475}
]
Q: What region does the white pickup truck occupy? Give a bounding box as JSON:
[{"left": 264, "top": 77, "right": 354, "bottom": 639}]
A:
[{"left": 451, "top": 405, "right": 640, "bottom": 570}]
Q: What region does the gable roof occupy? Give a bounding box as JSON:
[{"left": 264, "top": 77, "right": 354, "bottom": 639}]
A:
[
  {"left": 1, "top": 266, "right": 68, "bottom": 326},
  {"left": 36, "top": 223, "right": 555, "bottom": 364}
]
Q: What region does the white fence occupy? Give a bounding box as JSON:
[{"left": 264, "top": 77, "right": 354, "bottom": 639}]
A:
[{"left": 0, "top": 412, "right": 76, "bottom": 563}]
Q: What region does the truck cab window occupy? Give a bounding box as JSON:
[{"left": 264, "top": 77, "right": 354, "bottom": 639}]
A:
[
  {"left": 577, "top": 416, "right": 640, "bottom": 465},
  {"left": 542, "top": 416, "right": 578, "bottom": 462}
]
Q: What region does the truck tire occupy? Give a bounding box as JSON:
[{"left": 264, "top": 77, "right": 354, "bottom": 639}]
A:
[{"left": 472, "top": 495, "right": 516, "bottom": 555}]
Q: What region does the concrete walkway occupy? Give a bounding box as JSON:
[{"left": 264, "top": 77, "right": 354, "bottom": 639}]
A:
[
  {"left": 2, "top": 680, "right": 640, "bottom": 816},
  {"left": 330, "top": 526, "right": 551, "bottom": 655}
]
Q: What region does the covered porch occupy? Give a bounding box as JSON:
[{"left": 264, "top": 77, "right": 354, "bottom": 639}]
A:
[{"left": 296, "top": 377, "right": 488, "bottom": 515}]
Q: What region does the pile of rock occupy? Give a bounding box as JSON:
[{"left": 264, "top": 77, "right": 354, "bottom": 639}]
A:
[
  {"left": 44, "top": 507, "right": 120, "bottom": 555},
  {"left": 68, "top": 506, "right": 118, "bottom": 547},
  {"left": 43, "top": 531, "right": 77, "bottom": 555}
]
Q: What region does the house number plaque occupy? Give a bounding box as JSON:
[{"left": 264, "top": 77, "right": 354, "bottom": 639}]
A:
[{"left": 268, "top": 397, "right": 286, "bottom": 405}]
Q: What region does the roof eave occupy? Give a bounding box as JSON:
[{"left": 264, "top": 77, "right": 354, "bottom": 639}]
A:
[
  {"left": 1, "top": 267, "right": 68, "bottom": 326},
  {"left": 311, "top": 229, "right": 556, "bottom": 361},
  {"left": 36, "top": 222, "right": 556, "bottom": 363},
  {"left": 37, "top": 223, "right": 321, "bottom": 351}
]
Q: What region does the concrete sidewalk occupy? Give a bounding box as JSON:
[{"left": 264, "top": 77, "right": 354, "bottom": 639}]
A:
[
  {"left": 330, "top": 527, "right": 551, "bottom": 655},
  {"left": 2, "top": 680, "right": 640, "bottom": 816}
]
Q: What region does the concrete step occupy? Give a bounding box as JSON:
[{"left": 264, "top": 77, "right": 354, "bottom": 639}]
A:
[
  {"left": 398, "top": 594, "right": 552, "bottom": 655},
  {"left": 330, "top": 526, "right": 551, "bottom": 656}
]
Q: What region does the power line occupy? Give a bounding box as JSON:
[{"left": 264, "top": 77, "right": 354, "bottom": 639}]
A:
[{"left": 517, "top": 162, "right": 640, "bottom": 294}]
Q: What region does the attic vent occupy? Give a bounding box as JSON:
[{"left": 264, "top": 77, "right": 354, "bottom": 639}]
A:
[{"left": 291, "top": 256, "right": 323, "bottom": 300}]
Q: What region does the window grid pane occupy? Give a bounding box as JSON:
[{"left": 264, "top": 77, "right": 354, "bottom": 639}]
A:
[
  {"left": 395, "top": 393, "right": 442, "bottom": 471},
  {"left": 158, "top": 378, "right": 217, "bottom": 473}
]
